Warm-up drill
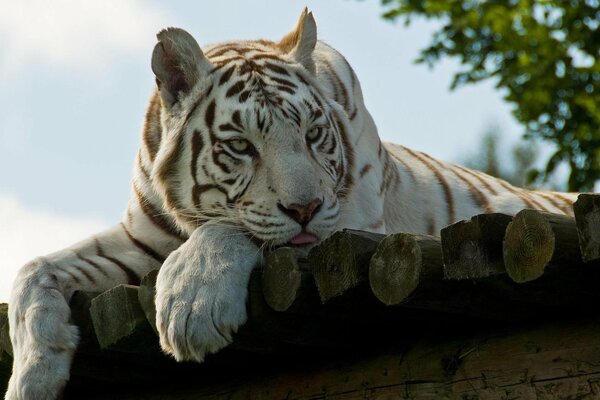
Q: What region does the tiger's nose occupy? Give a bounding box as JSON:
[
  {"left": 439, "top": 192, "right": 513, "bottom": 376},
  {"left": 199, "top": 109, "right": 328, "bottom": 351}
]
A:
[{"left": 278, "top": 198, "right": 323, "bottom": 225}]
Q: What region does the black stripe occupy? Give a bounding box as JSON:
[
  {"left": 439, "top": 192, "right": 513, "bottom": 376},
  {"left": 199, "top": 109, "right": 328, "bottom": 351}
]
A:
[
  {"left": 264, "top": 62, "right": 289, "bottom": 76},
  {"left": 133, "top": 184, "right": 183, "bottom": 239},
  {"left": 191, "top": 129, "right": 205, "bottom": 184},
  {"left": 404, "top": 147, "right": 455, "bottom": 225},
  {"left": 120, "top": 223, "right": 165, "bottom": 263},
  {"left": 142, "top": 94, "right": 161, "bottom": 162},
  {"left": 136, "top": 152, "right": 152, "bottom": 181},
  {"left": 184, "top": 84, "right": 213, "bottom": 126},
  {"left": 231, "top": 110, "right": 243, "bottom": 128},
  {"left": 95, "top": 239, "right": 140, "bottom": 285},
  {"left": 276, "top": 85, "right": 295, "bottom": 95},
  {"left": 218, "top": 65, "right": 236, "bottom": 86},
  {"left": 205, "top": 100, "right": 216, "bottom": 128},
  {"left": 388, "top": 150, "right": 416, "bottom": 184},
  {"left": 75, "top": 252, "right": 110, "bottom": 278},
  {"left": 456, "top": 166, "right": 499, "bottom": 195},
  {"left": 75, "top": 265, "right": 96, "bottom": 284},
  {"left": 193, "top": 183, "right": 230, "bottom": 209},
  {"left": 226, "top": 81, "right": 246, "bottom": 98},
  {"left": 448, "top": 166, "right": 492, "bottom": 212},
  {"left": 219, "top": 123, "right": 243, "bottom": 133},
  {"left": 321, "top": 58, "right": 349, "bottom": 112},
  {"left": 59, "top": 268, "right": 82, "bottom": 285},
  {"left": 270, "top": 76, "right": 297, "bottom": 89}
]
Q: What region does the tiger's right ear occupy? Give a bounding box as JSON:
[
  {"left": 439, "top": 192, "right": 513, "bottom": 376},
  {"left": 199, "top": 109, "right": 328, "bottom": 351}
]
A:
[
  {"left": 151, "top": 28, "right": 212, "bottom": 108},
  {"left": 278, "top": 8, "right": 317, "bottom": 73}
]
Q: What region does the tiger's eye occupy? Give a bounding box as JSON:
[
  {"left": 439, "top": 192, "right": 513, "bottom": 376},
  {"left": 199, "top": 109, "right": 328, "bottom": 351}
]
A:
[
  {"left": 229, "top": 139, "right": 249, "bottom": 153},
  {"left": 306, "top": 127, "right": 323, "bottom": 143}
]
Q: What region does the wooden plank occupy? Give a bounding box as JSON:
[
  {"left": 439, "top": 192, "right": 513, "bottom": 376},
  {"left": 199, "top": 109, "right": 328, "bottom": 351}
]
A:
[
  {"left": 369, "top": 233, "right": 442, "bottom": 306},
  {"left": 0, "top": 304, "right": 10, "bottom": 397},
  {"left": 76, "top": 317, "right": 600, "bottom": 399},
  {"left": 309, "top": 229, "right": 385, "bottom": 302},
  {"left": 574, "top": 193, "right": 600, "bottom": 262},
  {"left": 0, "top": 350, "right": 11, "bottom": 399},
  {"left": 0, "top": 304, "right": 10, "bottom": 358},
  {"left": 261, "top": 248, "right": 320, "bottom": 313},
  {"left": 441, "top": 213, "right": 512, "bottom": 279},
  {"left": 137, "top": 269, "right": 159, "bottom": 334},
  {"left": 503, "top": 209, "right": 582, "bottom": 283},
  {"left": 89, "top": 284, "right": 160, "bottom": 353}
]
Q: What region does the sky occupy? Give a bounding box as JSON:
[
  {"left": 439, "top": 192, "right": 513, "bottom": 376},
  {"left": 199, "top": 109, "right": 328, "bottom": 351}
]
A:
[{"left": 0, "top": 0, "right": 525, "bottom": 301}]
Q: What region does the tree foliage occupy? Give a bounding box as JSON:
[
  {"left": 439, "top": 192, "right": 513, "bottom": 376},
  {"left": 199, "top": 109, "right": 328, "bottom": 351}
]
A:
[{"left": 381, "top": 0, "right": 600, "bottom": 191}]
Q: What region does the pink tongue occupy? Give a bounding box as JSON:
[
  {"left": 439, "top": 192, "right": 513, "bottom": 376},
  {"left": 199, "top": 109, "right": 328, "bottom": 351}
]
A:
[{"left": 289, "top": 232, "right": 318, "bottom": 245}]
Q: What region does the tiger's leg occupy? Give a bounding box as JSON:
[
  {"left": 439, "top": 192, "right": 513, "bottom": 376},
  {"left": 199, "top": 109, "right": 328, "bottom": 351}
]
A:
[
  {"left": 5, "top": 222, "right": 178, "bottom": 400},
  {"left": 155, "top": 222, "right": 261, "bottom": 362}
]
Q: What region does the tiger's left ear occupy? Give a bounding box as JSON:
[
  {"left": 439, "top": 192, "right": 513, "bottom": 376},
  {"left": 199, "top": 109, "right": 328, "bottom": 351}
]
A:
[
  {"left": 151, "top": 27, "right": 213, "bottom": 108},
  {"left": 278, "top": 8, "right": 317, "bottom": 73}
]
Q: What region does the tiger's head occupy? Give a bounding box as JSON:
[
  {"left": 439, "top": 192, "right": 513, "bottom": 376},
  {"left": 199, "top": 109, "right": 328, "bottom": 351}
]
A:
[{"left": 150, "top": 9, "right": 354, "bottom": 249}]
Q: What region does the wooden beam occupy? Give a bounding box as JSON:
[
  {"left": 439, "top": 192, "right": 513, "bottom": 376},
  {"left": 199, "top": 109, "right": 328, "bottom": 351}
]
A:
[
  {"left": 261, "top": 248, "right": 320, "bottom": 313},
  {"left": 89, "top": 284, "right": 161, "bottom": 353},
  {"left": 369, "top": 233, "right": 443, "bottom": 306},
  {"left": 366, "top": 234, "right": 521, "bottom": 321},
  {"left": 69, "top": 291, "right": 101, "bottom": 351},
  {"left": 138, "top": 269, "right": 159, "bottom": 335},
  {"left": 503, "top": 209, "right": 582, "bottom": 283},
  {"left": 72, "top": 317, "right": 600, "bottom": 400},
  {"left": 573, "top": 193, "right": 600, "bottom": 262},
  {"left": 0, "top": 304, "right": 10, "bottom": 358},
  {"left": 309, "top": 229, "right": 385, "bottom": 302},
  {"left": 441, "top": 213, "right": 512, "bottom": 279}
]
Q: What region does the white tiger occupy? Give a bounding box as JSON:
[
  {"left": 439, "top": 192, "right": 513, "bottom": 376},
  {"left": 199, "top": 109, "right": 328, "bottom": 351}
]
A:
[{"left": 6, "top": 9, "right": 577, "bottom": 400}]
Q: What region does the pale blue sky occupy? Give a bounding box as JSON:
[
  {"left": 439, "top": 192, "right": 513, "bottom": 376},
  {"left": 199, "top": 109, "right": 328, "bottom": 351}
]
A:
[{"left": 0, "top": 0, "right": 524, "bottom": 300}]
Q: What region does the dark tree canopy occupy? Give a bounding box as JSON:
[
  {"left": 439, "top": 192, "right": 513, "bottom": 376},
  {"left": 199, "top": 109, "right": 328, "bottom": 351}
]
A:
[{"left": 381, "top": 0, "right": 600, "bottom": 191}]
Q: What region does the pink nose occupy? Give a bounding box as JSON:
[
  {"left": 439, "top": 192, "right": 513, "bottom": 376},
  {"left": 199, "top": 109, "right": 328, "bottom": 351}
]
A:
[{"left": 278, "top": 198, "right": 322, "bottom": 225}]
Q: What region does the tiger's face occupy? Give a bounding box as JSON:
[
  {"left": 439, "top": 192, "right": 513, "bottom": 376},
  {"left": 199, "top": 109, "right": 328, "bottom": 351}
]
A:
[{"left": 150, "top": 11, "right": 353, "bottom": 249}]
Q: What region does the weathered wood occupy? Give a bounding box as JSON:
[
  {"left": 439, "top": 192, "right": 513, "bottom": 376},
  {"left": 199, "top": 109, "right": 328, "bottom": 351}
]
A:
[
  {"left": 309, "top": 229, "right": 385, "bottom": 302},
  {"left": 264, "top": 249, "right": 473, "bottom": 328},
  {"left": 138, "top": 269, "right": 159, "bottom": 334},
  {"left": 369, "top": 233, "right": 443, "bottom": 306},
  {"left": 0, "top": 350, "right": 10, "bottom": 399},
  {"left": 0, "top": 304, "right": 10, "bottom": 398},
  {"left": 441, "top": 213, "right": 512, "bottom": 279},
  {"left": 368, "top": 232, "right": 598, "bottom": 321},
  {"left": 261, "top": 248, "right": 320, "bottom": 313},
  {"left": 503, "top": 209, "right": 582, "bottom": 283},
  {"left": 0, "top": 304, "right": 10, "bottom": 358},
  {"left": 89, "top": 284, "right": 160, "bottom": 353},
  {"left": 574, "top": 193, "right": 600, "bottom": 262},
  {"left": 241, "top": 269, "right": 383, "bottom": 351},
  {"left": 69, "top": 291, "right": 101, "bottom": 352},
  {"left": 367, "top": 234, "right": 526, "bottom": 321},
  {"left": 78, "top": 317, "right": 600, "bottom": 400}
]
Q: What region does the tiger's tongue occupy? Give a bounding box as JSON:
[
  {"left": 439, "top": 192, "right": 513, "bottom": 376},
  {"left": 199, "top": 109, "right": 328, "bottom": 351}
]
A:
[{"left": 289, "top": 232, "right": 318, "bottom": 245}]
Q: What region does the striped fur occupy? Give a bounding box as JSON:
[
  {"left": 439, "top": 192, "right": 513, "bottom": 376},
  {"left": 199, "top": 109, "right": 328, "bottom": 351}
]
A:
[{"left": 6, "top": 9, "right": 578, "bottom": 399}]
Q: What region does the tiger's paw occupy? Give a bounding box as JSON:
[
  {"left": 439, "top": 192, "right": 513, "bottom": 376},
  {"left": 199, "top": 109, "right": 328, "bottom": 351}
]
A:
[
  {"left": 154, "top": 224, "right": 258, "bottom": 362},
  {"left": 6, "top": 347, "right": 74, "bottom": 400},
  {"left": 6, "top": 259, "right": 79, "bottom": 400}
]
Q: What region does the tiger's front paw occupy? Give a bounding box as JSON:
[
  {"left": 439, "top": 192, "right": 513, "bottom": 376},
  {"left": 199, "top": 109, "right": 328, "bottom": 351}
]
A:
[
  {"left": 155, "top": 261, "right": 248, "bottom": 362},
  {"left": 6, "top": 259, "right": 79, "bottom": 400},
  {"left": 154, "top": 224, "right": 259, "bottom": 362}
]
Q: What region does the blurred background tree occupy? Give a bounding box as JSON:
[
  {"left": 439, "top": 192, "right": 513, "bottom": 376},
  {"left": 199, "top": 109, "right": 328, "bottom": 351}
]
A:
[
  {"left": 380, "top": 0, "right": 600, "bottom": 191},
  {"left": 462, "top": 124, "right": 565, "bottom": 190}
]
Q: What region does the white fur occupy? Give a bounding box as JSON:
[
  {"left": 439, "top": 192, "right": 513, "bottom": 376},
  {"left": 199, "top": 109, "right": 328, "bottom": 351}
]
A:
[{"left": 155, "top": 223, "right": 259, "bottom": 361}]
